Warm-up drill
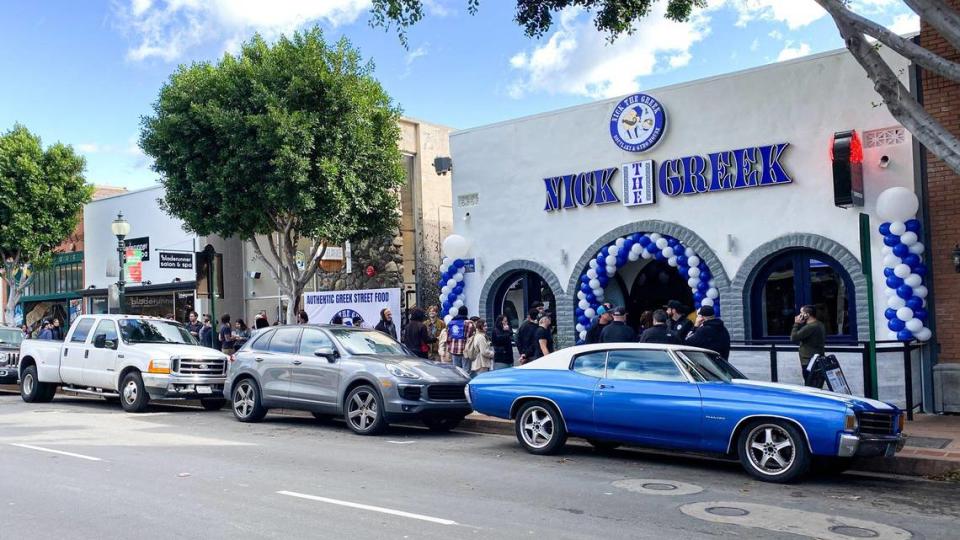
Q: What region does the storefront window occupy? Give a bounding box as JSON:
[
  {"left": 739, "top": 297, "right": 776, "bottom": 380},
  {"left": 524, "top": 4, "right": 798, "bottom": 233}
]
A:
[
  {"left": 751, "top": 250, "right": 855, "bottom": 341},
  {"left": 89, "top": 297, "right": 108, "bottom": 315}
]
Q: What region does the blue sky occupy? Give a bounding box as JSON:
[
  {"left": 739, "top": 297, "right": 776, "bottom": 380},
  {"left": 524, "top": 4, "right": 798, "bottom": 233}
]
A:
[{"left": 0, "top": 1, "right": 918, "bottom": 189}]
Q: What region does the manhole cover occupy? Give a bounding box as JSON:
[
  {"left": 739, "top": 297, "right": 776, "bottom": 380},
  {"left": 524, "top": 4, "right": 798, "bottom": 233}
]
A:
[
  {"left": 829, "top": 525, "right": 880, "bottom": 538},
  {"left": 641, "top": 482, "right": 677, "bottom": 491},
  {"left": 705, "top": 506, "right": 749, "bottom": 517}
]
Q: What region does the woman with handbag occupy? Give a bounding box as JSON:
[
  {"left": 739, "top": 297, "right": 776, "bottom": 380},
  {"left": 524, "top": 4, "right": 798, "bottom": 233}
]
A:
[
  {"left": 402, "top": 308, "right": 436, "bottom": 359},
  {"left": 467, "top": 319, "right": 495, "bottom": 375}
]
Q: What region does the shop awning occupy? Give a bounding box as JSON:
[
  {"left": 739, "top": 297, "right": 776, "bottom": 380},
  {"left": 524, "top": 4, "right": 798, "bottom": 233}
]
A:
[{"left": 79, "top": 280, "right": 197, "bottom": 297}]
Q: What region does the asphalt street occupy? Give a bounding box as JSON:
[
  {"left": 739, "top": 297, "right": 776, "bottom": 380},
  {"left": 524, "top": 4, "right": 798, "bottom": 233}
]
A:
[{"left": 0, "top": 389, "right": 956, "bottom": 540}]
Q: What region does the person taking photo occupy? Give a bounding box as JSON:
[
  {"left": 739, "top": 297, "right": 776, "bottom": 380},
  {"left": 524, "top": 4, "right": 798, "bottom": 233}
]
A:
[{"left": 791, "top": 305, "right": 826, "bottom": 383}]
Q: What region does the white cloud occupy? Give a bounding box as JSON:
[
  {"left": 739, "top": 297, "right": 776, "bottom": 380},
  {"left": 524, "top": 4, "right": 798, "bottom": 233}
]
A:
[
  {"left": 76, "top": 143, "right": 101, "bottom": 153},
  {"left": 750, "top": 37, "right": 760, "bottom": 51},
  {"left": 777, "top": 41, "right": 811, "bottom": 62},
  {"left": 405, "top": 43, "right": 429, "bottom": 65},
  {"left": 768, "top": 29, "right": 783, "bottom": 40},
  {"left": 117, "top": 0, "right": 372, "bottom": 62},
  {"left": 506, "top": 6, "right": 711, "bottom": 99},
  {"left": 888, "top": 13, "right": 920, "bottom": 36},
  {"left": 730, "top": 0, "right": 825, "bottom": 30}
]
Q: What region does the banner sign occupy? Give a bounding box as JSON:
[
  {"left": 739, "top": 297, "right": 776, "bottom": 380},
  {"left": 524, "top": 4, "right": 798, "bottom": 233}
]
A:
[
  {"left": 622, "top": 160, "right": 655, "bottom": 207},
  {"left": 125, "top": 248, "right": 143, "bottom": 284},
  {"left": 303, "top": 288, "right": 401, "bottom": 340},
  {"left": 124, "top": 237, "right": 150, "bottom": 261},
  {"left": 159, "top": 251, "right": 194, "bottom": 269}
]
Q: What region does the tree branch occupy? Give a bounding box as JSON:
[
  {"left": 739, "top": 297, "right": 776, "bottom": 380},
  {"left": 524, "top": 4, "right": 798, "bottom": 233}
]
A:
[{"left": 904, "top": 0, "right": 960, "bottom": 52}]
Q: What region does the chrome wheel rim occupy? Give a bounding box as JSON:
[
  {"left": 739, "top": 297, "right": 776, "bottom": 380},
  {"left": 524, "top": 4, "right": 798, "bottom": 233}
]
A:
[
  {"left": 745, "top": 424, "right": 796, "bottom": 475},
  {"left": 22, "top": 372, "right": 34, "bottom": 396},
  {"left": 347, "top": 390, "right": 378, "bottom": 431},
  {"left": 122, "top": 380, "right": 138, "bottom": 405},
  {"left": 520, "top": 406, "right": 554, "bottom": 449},
  {"left": 233, "top": 382, "right": 254, "bottom": 418}
]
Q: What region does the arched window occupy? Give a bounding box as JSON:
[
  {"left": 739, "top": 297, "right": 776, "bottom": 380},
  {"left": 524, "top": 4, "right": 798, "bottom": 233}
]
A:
[
  {"left": 750, "top": 249, "right": 857, "bottom": 342},
  {"left": 492, "top": 271, "right": 556, "bottom": 330}
]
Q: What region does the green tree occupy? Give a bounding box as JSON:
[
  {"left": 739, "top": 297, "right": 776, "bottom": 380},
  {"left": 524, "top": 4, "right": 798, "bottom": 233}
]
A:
[
  {"left": 372, "top": 0, "right": 960, "bottom": 177},
  {"left": 140, "top": 28, "right": 406, "bottom": 323},
  {"left": 0, "top": 124, "right": 92, "bottom": 325}
]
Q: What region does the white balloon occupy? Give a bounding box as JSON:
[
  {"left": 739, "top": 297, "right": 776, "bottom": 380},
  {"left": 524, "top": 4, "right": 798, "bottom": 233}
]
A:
[
  {"left": 441, "top": 286, "right": 451, "bottom": 295},
  {"left": 881, "top": 246, "right": 892, "bottom": 255},
  {"left": 589, "top": 279, "right": 601, "bottom": 290},
  {"left": 685, "top": 247, "right": 695, "bottom": 257},
  {"left": 577, "top": 291, "right": 586, "bottom": 300},
  {"left": 649, "top": 233, "right": 662, "bottom": 241},
  {"left": 915, "top": 327, "right": 933, "bottom": 342},
  {"left": 882, "top": 254, "right": 901, "bottom": 268},
  {"left": 628, "top": 252, "right": 640, "bottom": 262},
  {"left": 446, "top": 279, "right": 457, "bottom": 288},
  {"left": 453, "top": 299, "right": 464, "bottom": 308},
  {"left": 615, "top": 237, "right": 625, "bottom": 248},
  {"left": 589, "top": 259, "right": 599, "bottom": 269},
  {"left": 906, "top": 318, "right": 924, "bottom": 333},
  {"left": 899, "top": 231, "right": 918, "bottom": 246},
  {"left": 688, "top": 256, "right": 701, "bottom": 268},
  {"left": 887, "top": 331, "right": 898, "bottom": 340},
  {"left": 904, "top": 274, "right": 922, "bottom": 287},
  {"left": 656, "top": 238, "right": 669, "bottom": 249},
  {"left": 444, "top": 315, "right": 453, "bottom": 324},
  {"left": 688, "top": 267, "right": 701, "bottom": 278},
  {"left": 876, "top": 187, "right": 919, "bottom": 222},
  {"left": 909, "top": 243, "right": 925, "bottom": 255},
  {"left": 706, "top": 288, "right": 719, "bottom": 299},
  {"left": 605, "top": 255, "right": 617, "bottom": 266},
  {"left": 888, "top": 221, "right": 906, "bottom": 235},
  {"left": 688, "top": 277, "right": 701, "bottom": 288},
  {"left": 578, "top": 299, "right": 590, "bottom": 310},
  {"left": 587, "top": 268, "right": 598, "bottom": 279},
  {"left": 593, "top": 289, "right": 604, "bottom": 298},
  {"left": 708, "top": 279, "right": 716, "bottom": 287},
  {"left": 887, "top": 296, "right": 906, "bottom": 309},
  {"left": 584, "top": 308, "right": 596, "bottom": 319},
  {"left": 641, "top": 249, "right": 653, "bottom": 259},
  {"left": 441, "top": 234, "right": 470, "bottom": 259},
  {"left": 579, "top": 331, "right": 588, "bottom": 340},
  {"left": 438, "top": 293, "right": 445, "bottom": 302},
  {"left": 608, "top": 245, "right": 620, "bottom": 256},
  {"left": 894, "top": 264, "right": 911, "bottom": 278},
  {"left": 884, "top": 287, "right": 896, "bottom": 297},
  {"left": 454, "top": 273, "right": 464, "bottom": 282},
  {"left": 576, "top": 323, "right": 585, "bottom": 333},
  {"left": 896, "top": 307, "right": 914, "bottom": 321},
  {"left": 606, "top": 266, "right": 616, "bottom": 276},
  {"left": 631, "top": 243, "right": 643, "bottom": 255},
  {"left": 914, "top": 285, "right": 928, "bottom": 298},
  {"left": 663, "top": 246, "right": 675, "bottom": 259},
  {"left": 439, "top": 263, "right": 450, "bottom": 273},
  {"left": 668, "top": 256, "right": 678, "bottom": 267},
  {"left": 701, "top": 297, "right": 715, "bottom": 307}
]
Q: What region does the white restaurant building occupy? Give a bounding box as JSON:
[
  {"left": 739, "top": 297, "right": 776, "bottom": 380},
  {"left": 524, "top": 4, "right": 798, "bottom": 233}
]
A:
[{"left": 449, "top": 46, "right": 928, "bottom": 407}]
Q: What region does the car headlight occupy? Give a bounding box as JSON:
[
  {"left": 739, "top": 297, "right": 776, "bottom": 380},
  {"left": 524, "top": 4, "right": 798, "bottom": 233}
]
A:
[
  {"left": 147, "top": 359, "right": 171, "bottom": 374},
  {"left": 387, "top": 364, "right": 420, "bottom": 379},
  {"left": 844, "top": 409, "right": 859, "bottom": 432},
  {"left": 897, "top": 412, "right": 905, "bottom": 432}
]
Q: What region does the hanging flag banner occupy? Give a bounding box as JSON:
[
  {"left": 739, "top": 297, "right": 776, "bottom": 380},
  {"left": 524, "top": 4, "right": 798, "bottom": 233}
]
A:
[
  {"left": 125, "top": 248, "right": 143, "bottom": 284},
  {"left": 303, "top": 288, "right": 401, "bottom": 340}
]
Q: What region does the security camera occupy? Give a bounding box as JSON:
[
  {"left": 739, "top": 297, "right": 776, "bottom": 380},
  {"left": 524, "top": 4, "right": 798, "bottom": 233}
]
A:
[
  {"left": 433, "top": 156, "right": 453, "bottom": 176},
  {"left": 247, "top": 271, "right": 261, "bottom": 279},
  {"left": 879, "top": 155, "right": 890, "bottom": 168},
  {"left": 463, "top": 212, "right": 471, "bottom": 222}
]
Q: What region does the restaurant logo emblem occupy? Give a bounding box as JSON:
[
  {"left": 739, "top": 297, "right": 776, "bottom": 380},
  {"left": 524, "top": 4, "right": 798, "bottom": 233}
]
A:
[
  {"left": 333, "top": 309, "right": 364, "bottom": 327},
  {"left": 609, "top": 93, "right": 666, "bottom": 153}
]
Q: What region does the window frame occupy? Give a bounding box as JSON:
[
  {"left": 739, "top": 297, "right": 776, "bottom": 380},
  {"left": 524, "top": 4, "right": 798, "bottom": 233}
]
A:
[
  {"left": 603, "top": 349, "right": 690, "bottom": 383},
  {"left": 570, "top": 350, "right": 609, "bottom": 378},
  {"left": 70, "top": 318, "right": 96, "bottom": 344},
  {"left": 93, "top": 319, "right": 119, "bottom": 342},
  {"left": 267, "top": 327, "right": 302, "bottom": 354},
  {"left": 298, "top": 328, "right": 335, "bottom": 356}
]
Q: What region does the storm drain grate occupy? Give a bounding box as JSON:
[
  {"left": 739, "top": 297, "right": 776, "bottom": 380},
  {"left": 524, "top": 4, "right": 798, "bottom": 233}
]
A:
[
  {"left": 705, "top": 506, "right": 749, "bottom": 517},
  {"left": 828, "top": 525, "right": 880, "bottom": 538}
]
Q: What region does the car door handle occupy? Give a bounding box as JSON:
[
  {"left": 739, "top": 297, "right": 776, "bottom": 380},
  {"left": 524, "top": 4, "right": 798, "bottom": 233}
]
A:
[
  {"left": 599, "top": 383, "right": 614, "bottom": 389},
  {"left": 292, "top": 360, "right": 303, "bottom": 366},
  {"left": 84, "top": 350, "right": 89, "bottom": 359},
  {"left": 255, "top": 357, "right": 264, "bottom": 363}
]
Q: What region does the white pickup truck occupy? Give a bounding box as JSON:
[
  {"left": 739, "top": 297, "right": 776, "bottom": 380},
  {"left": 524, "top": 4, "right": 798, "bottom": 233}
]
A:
[{"left": 18, "top": 314, "right": 229, "bottom": 412}]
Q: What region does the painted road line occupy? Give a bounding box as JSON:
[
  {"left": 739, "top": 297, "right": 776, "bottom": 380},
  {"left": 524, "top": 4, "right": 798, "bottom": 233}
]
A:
[
  {"left": 276, "top": 491, "right": 458, "bottom": 526},
  {"left": 387, "top": 440, "right": 416, "bottom": 445},
  {"left": 10, "top": 443, "right": 103, "bottom": 462}
]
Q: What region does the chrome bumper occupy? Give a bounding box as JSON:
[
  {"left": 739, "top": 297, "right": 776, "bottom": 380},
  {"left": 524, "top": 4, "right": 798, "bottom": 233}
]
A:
[
  {"left": 837, "top": 433, "right": 906, "bottom": 458},
  {"left": 142, "top": 373, "right": 226, "bottom": 398}
]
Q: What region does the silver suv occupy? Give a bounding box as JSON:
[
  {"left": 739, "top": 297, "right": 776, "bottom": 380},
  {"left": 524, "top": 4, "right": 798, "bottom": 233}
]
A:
[{"left": 224, "top": 325, "right": 473, "bottom": 434}]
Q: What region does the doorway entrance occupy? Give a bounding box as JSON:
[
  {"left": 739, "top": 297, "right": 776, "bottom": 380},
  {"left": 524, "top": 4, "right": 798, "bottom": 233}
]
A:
[
  {"left": 606, "top": 260, "right": 694, "bottom": 329},
  {"left": 493, "top": 271, "right": 556, "bottom": 330}
]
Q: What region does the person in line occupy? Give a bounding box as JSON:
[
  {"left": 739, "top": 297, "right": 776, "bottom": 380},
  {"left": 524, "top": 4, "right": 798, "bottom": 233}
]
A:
[
  {"left": 600, "top": 307, "right": 637, "bottom": 343},
  {"left": 218, "top": 314, "right": 235, "bottom": 354},
  {"left": 515, "top": 308, "right": 539, "bottom": 365},
  {"left": 199, "top": 314, "right": 213, "bottom": 348},
  {"left": 20, "top": 324, "right": 30, "bottom": 338},
  {"left": 437, "top": 325, "right": 450, "bottom": 363},
  {"left": 164, "top": 313, "right": 176, "bottom": 322},
  {"left": 491, "top": 314, "right": 515, "bottom": 370},
  {"left": 791, "top": 305, "right": 826, "bottom": 384},
  {"left": 375, "top": 308, "right": 396, "bottom": 338},
  {"left": 50, "top": 318, "right": 64, "bottom": 341},
  {"left": 402, "top": 308, "right": 436, "bottom": 359},
  {"left": 586, "top": 306, "right": 612, "bottom": 344},
  {"left": 639, "top": 309, "right": 680, "bottom": 344},
  {"left": 186, "top": 311, "right": 203, "bottom": 341},
  {"left": 331, "top": 314, "right": 344, "bottom": 325},
  {"left": 232, "top": 319, "right": 251, "bottom": 350},
  {"left": 445, "top": 306, "right": 474, "bottom": 371},
  {"left": 466, "top": 319, "right": 495, "bottom": 375},
  {"left": 530, "top": 301, "right": 545, "bottom": 322},
  {"left": 532, "top": 314, "right": 554, "bottom": 360},
  {"left": 254, "top": 310, "right": 270, "bottom": 329},
  {"left": 37, "top": 320, "right": 55, "bottom": 340},
  {"left": 297, "top": 310, "right": 309, "bottom": 325},
  {"left": 351, "top": 315, "right": 364, "bottom": 328},
  {"left": 685, "top": 305, "right": 731, "bottom": 359},
  {"left": 637, "top": 310, "right": 654, "bottom": 332},
  {"left": 426, "top": 305, "right": 445, "bottom": 361},
  {"left": 666, "top": 300, "right": 694, "bottom": 341}
]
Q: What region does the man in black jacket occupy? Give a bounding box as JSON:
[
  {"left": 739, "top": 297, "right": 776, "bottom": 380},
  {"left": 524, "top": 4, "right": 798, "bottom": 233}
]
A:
[
  {"left": 685, "top": 305, "right": 731, "bottom": 359},
  {"left": 515, "top": 308, "right": 539, "bottom": 364},
  {"left": 666, "top": 300, "right": 694, "bottom": 341},
  {"left": 585, "top": 306, "right": 613, "bottom": 344},
  {"left": 639, "top": 309, "right": 680, "bottom": 344},
  {"left": 600, "top": 307, "right": 637, "bottom": 343}
]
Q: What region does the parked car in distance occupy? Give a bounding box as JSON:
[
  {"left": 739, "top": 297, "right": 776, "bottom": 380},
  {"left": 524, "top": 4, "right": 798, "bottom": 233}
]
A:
[
  {"left": 0, "top": 325, "right": 24, "bottom": 384},
  {"left": 466, "top": 343, "right": 905, "bottom": 483},
  {"left": 225, "top": 325, "right": 473, "bottom": 434},
  {"left": 18, "top": 315, "right": 229, "bottom": 412}
]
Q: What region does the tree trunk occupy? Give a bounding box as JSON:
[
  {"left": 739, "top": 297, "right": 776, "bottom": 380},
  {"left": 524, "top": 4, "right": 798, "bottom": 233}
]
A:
[
  {"left": 285, "top": 283, "right": 304, "bottom": 325},
  {"left": 3, "top": 284, "right": 20, "bottom": 326}
]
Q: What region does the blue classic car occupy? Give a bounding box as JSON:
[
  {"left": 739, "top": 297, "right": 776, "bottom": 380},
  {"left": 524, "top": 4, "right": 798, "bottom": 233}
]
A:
[{"left": 466, "top": 343, "right": 905, "bottom": 482}]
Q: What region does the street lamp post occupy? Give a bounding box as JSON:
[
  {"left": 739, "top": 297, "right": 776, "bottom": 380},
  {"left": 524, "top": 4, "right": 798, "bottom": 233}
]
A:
[{"left": 111, "top": 212, "right": 131, "bottom": 314}]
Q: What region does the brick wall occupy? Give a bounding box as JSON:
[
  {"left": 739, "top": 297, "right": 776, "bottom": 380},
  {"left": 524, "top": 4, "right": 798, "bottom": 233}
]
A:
[{"left": 921, "top": 8, "right": 960, "bottom": 363}]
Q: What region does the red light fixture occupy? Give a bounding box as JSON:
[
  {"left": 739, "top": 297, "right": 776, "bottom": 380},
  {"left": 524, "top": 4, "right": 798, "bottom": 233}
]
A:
[{"left": 831, "top": 130, "right": 864, "bottom": 208}]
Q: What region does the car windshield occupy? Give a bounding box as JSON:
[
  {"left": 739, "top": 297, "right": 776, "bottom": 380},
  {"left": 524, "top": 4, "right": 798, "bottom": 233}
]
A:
[
  {"left": 677, "top": 350, "right": 746, "bottom": 383},
  {"left": 118, "top": 319, "right": 197, "bottom": 345},
  {"left": 0, "top": 328, "right": 23, "bottom": 347},
  {"left": 329, "top": 328, "right": 407, "bottom": 355}
]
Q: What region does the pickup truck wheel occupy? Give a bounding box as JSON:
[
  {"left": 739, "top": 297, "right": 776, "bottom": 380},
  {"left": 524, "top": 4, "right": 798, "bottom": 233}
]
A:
[
  {"left": 20, "top": 366, "right": 55, "bottom": 403},
  {"left": 344, "top": 385, "right": 387, "bottom": 435},
  {"left": 200, "top": 398, "right": 226, "bottom": 411},
  {"left": 515, "top": 400, "right": 567, "bottom": 455},
  {"left": 231, "top": 379, "right": 266, "bottom": 422},
  {"left": 119, "top": 372, "right": 151, "bottom": 413},
  {"left": 738, "top": 420, "right": 810, "bottom": 483}
]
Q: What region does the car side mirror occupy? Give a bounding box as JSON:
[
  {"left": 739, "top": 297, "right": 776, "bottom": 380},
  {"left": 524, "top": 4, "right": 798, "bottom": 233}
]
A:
[
  {"left": 93, "top": 334, "right": 106, "bottom": 349},
  {"left": 106, "top": 339, "right": 118, "bottom": 350},
  {"left": 314, "top": 347, "right": 337, "bottom": 361}
]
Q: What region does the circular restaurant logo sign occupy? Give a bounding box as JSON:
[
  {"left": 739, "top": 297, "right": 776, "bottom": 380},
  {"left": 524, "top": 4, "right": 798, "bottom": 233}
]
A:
[
  {"left": 333, "top": 309, "right": 364, "bottom": 327},
  {"left": 609, "top": 93, "right": 666, "bottom": 153}
]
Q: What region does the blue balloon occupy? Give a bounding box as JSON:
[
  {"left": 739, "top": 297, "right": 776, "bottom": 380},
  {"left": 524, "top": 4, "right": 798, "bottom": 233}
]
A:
[
  {"left": 668, "top": 237, "right": 680, "bottom": 247},
  {"left": 879, "top": 222, "right": 892, "bottom": 236},
  {"left": 581, "top": 274, "right": 590, "bottom": 283},
  {"left": 897, "top": 329, "right": 914, "bottom": 342},
  {"left": 893, "top": 244, "right": 910, "bottom": 258},
  {"left": 638, "top": 236, "right": 651, "bottom": 247},
  {"left": 913, "top": 264, "right": 928, "bottom": 277},
  {"left": 598, "top": 274, "right": 609, "bottom": 287},
  {"left": 883, "top": 234, "right": 900, "bottom": 247},
  {"left": 884, "top": 308, "right": 898, "bottom": 320},
  {"left": 442, "top": 301, "right": 451, "bottom": 311},
  {"left": 905, "top": 219, "right": 921, "bottom": 233},
  {"left": 617, "top": 255, "right": 627, "bottom": 266},
  {"left": 897, "top": 284, "right": 914, "bottom": 299},
  {"left": 914, "top": 308, "right": 928, "bottom": 321},
  {"left": 678, "top": 265, "right": 689, "bottom": 275},
  {"left": 580, "top": 284, "right": 590, "bottom": 294},
  {"left": 575, "top": 308, "right": 584, "bottom": 317},
  {"left": 447, "top": 293, "right": 458, "bottom": 303},
  {"left": 903, "top": 254, "right": 921, "bottom": 267},
  {"left": 886, "top": 276, "right": 904, "bottom": 289},
  {"left": 630, "top": 233, "right": 642, "bottom": 243},
  {"left": 883, "top": 267, "right": 895, "bottom": 278},
  {"left": 694, "top": 291, "right": 705, "bottom": 302},
  {"left": 578, "top": 316, "right": 590, "bottom": 326},
  {"left": 453, "top": 286, "right": 464, "bottom": 296},
  {"left": 700, "top": 270, "right": 711, "bottom": 282},
  {"left": 600, "top": 246, "right": 609, "bottom": 256},
  {"left": 655, "top": 251, "right": 667, "bottom": 261},
  {"left": 676, "top": 255, "right": 688, "bottom": 267},
  {"left": 888, "top": 319, "right": 905, "bottom": 332},
  {"left": 586, "top": 292, "right": 596, "bottom": 303},
  {"left": 697, "top": 281, "right": 709, "bottom": 292},
  {"left": 453, "top": 259, "right": 465, "bottom": 268},
  {"left": 906, "top": 296, "right": 923, "bottom": 311}
]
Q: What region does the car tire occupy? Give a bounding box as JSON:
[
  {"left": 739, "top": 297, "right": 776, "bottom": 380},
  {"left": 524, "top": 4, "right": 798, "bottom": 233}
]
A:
[
  {"left": 119, "top": 372, "right": 151, "bottom": 413},
  {"left": 231, "top": 378, "right": 267, "bottom": 423},
  {"left": 20, "top": 365, "right": 56, "bottom": 403},
  {"left": 423, "top": 416, "right": 463, "bottom": 432},
  {"left": 737, "top": 420, "right": 810, "bottom": 483},
  {"left": 587, "top": 438, "right": 621, "bottom": 452},
  {"left": 515, "top": 400, "right": 567, "bottom": 455},
  {"left": 344, "top": 385, "right": 387, "bottom": 435},
  {"left": 200, "top": 398, "right": 227, "bottom": 411}
]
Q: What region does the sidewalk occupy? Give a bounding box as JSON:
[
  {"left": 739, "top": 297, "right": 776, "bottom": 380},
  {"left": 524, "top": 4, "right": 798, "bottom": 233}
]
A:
[{"left": 459, "top": 412, "right": 960, "bottom": 479}]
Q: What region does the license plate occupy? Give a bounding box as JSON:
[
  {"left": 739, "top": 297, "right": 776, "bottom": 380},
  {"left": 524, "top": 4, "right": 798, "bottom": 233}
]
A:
[{"left": 196, "top": 385, "right": 212, "bottom": 395}]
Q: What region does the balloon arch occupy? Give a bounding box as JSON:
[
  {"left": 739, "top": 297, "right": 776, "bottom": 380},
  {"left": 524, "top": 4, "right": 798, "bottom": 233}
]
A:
[{"left": 574, "top": 232, "right": 720, "bottom": 344}]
